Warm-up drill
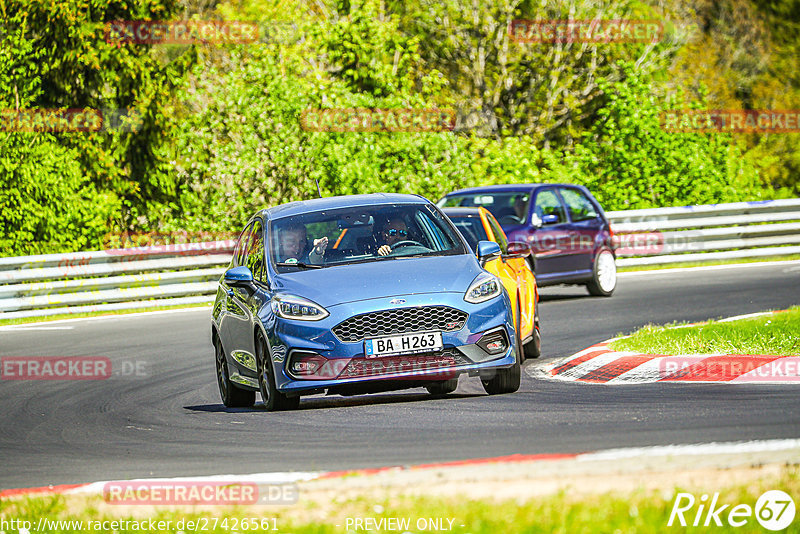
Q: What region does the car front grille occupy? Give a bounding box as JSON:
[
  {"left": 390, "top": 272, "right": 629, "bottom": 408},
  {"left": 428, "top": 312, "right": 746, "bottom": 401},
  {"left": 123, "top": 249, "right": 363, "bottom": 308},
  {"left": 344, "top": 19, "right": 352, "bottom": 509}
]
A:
[
  {"left": 338, "top": 348, "right": 470, "bottom": 379},
  {"left": 332, "top": 306, "right": 468, "bottom": 343}
]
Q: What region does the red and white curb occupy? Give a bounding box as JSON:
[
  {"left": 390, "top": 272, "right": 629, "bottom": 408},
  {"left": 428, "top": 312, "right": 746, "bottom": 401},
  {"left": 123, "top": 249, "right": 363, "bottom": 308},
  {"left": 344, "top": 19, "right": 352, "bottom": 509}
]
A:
[
  {"left": 530, "top": 311, "right": 798, "bottom": 384},
  {"left": 4, "top": 439, "right": 800, "bottom": 500},
  {"left": 531, "top": 343, "right": 800, "bottom": 384}
]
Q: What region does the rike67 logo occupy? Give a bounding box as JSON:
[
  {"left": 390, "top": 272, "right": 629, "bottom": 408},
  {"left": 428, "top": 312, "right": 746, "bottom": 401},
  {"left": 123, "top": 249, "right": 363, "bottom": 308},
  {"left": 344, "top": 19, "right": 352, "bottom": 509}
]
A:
[{"left": 668, "top": 490, "right": 795, "bottom": 530}]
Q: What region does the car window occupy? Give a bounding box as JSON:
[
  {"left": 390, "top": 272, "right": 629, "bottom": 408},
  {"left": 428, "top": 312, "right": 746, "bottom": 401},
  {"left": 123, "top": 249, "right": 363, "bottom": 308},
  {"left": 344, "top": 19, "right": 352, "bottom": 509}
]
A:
[
  {"left": 439, "top": 192, "right": 530, "bottom": 225},
  {"left": 270, "top": 203, "right": 466, "bottom": 272},
  {"left": 233, "top": 222, "right": 253, "bottom": 267},
  {"left": 484, "top": 211, "right": 508, "bottom": 254},
  {"left": 243, "top": 219, "right": 266, "bottom": 282},
  {"left": 446, "top": 215, "right": 487, "bottom": 250},
  {"left": 560, "top": 188, "right": 599, "bottom": 222},
  {"left": 533, "top": 189, "right": 567, "bottom": 224}
]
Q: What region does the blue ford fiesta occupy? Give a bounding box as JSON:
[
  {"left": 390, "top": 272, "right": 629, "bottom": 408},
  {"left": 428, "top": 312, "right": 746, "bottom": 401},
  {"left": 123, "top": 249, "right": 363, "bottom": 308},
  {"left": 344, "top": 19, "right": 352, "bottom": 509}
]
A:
[{"left": 211, "top": 193, "right": 520, "bottom": 411}]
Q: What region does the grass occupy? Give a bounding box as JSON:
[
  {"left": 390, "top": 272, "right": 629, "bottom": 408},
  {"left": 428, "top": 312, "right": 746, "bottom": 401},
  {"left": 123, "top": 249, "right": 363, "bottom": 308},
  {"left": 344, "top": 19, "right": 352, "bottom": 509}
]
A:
[
  {"left": 617, "top": 254, "right": 800, "bottom": 272},
  {"left": 0, "top": 301, "right": 212, "bottom": 327},
  {"left": 1, "top": 468, "right": 798, "bottom": 533},
  {"left": 610, "top": 306, "right": 800, "bottom": 356}
]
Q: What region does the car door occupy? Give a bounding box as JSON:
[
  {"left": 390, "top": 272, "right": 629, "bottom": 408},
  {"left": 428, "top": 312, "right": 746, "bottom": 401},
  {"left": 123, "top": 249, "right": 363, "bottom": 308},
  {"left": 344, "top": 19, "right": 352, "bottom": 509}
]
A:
[
  {"left": 225, "top": 219, "right": 265, "bottom": 372},
  {"left": 527, "top": 188, "right": 573, "bottom": 281},
  {"left": 219, "top": 221, "right": 252, "bottom": 355},
  {"left": 558, "top": 186, "right": 603, "bottom": 275},
  {"left": 484, "top": 211, "right": 533, "bottom": 341}
]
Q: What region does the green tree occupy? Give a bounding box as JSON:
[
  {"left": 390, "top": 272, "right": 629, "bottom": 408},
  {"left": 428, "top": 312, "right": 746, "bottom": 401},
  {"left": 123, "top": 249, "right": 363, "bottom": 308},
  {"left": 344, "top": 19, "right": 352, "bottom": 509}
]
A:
[
  {"left": 0, "top": 10, "right": 118, "bottom": 255},
  {"left": 569, "top": 64, "right": 768, "bottom": 210}
]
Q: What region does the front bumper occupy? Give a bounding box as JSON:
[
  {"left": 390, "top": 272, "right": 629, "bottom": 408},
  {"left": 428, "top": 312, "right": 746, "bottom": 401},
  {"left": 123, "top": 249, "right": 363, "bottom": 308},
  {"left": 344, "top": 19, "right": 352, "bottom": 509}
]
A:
[{"left": 265, "top": 291, "right": 515, "bottom": 394}]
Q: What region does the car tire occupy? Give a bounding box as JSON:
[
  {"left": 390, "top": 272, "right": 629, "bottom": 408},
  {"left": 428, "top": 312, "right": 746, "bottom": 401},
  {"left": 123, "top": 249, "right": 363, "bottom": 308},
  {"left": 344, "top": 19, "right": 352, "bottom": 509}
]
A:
[
  {"left": 425, "top": 378, "right": 459, "bottom": 395},
  {"left": 526, "top": 255, "right": 536, "bottom": 274},
  {"left": 215, "top": 337, "right": 255, "bottom": 408},
  {"left": 523, "top": 305, "right": 541, "bottom": 359},
  {"left": 481, "top": 338, "right": 521, "bottom": 395},
  {"left": 587, "top": 247, "right": 617, "bottom": 297},
  {"left": 256, "top": 334, "right": 300, "bottom": 412}
]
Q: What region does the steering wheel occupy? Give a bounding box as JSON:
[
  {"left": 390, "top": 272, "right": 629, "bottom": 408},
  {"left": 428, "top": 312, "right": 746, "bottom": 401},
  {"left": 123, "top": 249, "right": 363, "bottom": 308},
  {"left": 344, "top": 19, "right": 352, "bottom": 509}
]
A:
[{"left": 390, "top": 240, "right": 425, "bottom": 251}]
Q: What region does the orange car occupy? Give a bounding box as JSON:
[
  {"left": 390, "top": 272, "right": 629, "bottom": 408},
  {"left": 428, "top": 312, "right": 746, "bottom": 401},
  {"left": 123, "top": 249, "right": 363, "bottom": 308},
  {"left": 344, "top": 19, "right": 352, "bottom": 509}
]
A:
[{"left": 443, "top": 207, "right": 541, "bottom": 360}]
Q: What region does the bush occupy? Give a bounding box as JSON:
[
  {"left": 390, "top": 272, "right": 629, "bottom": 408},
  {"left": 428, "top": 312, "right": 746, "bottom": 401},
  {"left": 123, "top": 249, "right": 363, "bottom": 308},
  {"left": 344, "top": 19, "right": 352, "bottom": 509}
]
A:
[
  {"left": 0, "top": 132, "right": 120, "bottom": 256},
  {"left": 565, "top": 63, "right": 770, "bottom": 210}
]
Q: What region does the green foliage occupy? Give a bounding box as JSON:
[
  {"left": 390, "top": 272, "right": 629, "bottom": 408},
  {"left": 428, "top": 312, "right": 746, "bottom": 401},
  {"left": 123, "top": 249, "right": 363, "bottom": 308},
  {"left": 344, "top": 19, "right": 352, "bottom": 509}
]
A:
[
  {"left": 567, "top": 64, "right": 769, "bottom": 210},
  {"left": 0, "top": 8, "right": 120, "bottom": 256},
  {"left": 0, "top": 0, "right": 794, "bottom": 255},
  {"left": 166, "top": 2, "right": 471, "bottom": 232},
  {"left": 0, "top": 0, "right": 196, "bottom": 256},
  {"left": 0, "top": 132, "right": 119, "bottom": 255}
]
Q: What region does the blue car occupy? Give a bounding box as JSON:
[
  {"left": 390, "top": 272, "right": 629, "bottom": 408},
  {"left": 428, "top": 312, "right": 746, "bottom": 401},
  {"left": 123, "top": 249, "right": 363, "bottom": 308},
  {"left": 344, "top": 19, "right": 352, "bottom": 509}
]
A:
[
  {"left": 438, "top": 184, "right": 617, "bottom": 296},
  {"left": 211, "top": 193, "right": 520, "bottom": 411}
]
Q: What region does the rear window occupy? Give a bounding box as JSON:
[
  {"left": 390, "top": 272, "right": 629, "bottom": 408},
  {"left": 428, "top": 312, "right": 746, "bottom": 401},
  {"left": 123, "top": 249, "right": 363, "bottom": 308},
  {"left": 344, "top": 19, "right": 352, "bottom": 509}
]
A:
[
  {"left": 439, "top": 192, "right": 530, "bottom": 225},
  {"left": 446, "top": 215, "right": 488, "bottom": 250}
]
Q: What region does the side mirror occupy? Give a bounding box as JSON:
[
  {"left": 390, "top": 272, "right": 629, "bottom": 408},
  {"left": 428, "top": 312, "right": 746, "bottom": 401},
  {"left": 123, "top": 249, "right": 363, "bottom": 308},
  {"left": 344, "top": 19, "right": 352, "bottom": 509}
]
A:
[
  {"left": 224, "top": 266, "right": 254, "bottom": 288},
  {"left": 476, "top": 240, "right": 501, "bottom": 267},
  {"left": 541, "top": 214, "right": 559, "bottom": 225},
  {"left": 505, "top": 241, "right": 530, "bottom": 258}
]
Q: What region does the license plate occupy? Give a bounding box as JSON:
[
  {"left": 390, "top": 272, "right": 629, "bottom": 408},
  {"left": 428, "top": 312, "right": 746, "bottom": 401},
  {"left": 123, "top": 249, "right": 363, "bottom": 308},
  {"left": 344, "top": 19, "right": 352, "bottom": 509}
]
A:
[{"left": 364, "top": 331, "right": 443, "bottom": 358}]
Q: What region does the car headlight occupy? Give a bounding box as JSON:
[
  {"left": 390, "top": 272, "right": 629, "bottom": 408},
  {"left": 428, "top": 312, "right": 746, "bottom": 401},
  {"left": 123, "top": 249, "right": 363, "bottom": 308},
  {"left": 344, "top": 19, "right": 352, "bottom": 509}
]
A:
[
  {"left": 464, "top": 272, "right": 502, "bottom": 304},
  {"left": 271, "top": 294, "right": 329, "bottom": 321}
]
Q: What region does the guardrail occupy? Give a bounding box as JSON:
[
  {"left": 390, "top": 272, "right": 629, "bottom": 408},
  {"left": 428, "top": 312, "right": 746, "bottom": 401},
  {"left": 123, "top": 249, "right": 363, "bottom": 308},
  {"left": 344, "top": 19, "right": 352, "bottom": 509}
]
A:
[
  {"left": 0, "top": 199, "right": 798, "bottom": 320},
  {"left": 607, "top": 198, "right": 800, "bottom": 267},
  {"left": 0, "top": 242, "right": 234, "bottom": 320}
]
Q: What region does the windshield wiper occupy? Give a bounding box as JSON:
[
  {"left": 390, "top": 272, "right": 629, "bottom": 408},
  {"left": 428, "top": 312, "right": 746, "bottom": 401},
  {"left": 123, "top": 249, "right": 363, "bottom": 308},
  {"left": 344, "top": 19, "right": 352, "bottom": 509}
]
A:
[{"left": 275, "top": 261, "right": 323, "bottom": 270}]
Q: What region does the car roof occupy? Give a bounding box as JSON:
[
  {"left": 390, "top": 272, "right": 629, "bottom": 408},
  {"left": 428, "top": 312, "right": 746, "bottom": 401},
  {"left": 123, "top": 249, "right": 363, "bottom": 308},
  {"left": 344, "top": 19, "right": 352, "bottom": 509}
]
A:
[
  {"left": 441, "top": 207, "right": 483, "bottom": 217},
  {"left": 261, "top": 193, "right": 428, "bottom": 220},
  {"left": 444, "top": 183, "right": 582, "bottom": 196}
]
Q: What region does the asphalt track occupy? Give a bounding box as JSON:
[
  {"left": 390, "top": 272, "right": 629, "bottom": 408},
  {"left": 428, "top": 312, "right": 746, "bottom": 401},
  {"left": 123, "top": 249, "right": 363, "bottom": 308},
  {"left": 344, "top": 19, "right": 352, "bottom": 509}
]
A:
[{"left": 1, "top": 261, "right": 799, "bottom": 490}]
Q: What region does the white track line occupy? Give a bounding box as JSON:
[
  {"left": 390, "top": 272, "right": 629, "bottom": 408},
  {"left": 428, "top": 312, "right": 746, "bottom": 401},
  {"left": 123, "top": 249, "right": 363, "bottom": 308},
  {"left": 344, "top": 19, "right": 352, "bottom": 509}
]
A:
[
  {"left": 0, "top": 306, "right": 211, "bottom": 329},
  {"left": 578, "top": 438, "right": 800, "bottom": 461},
  {"left": 619, "top": 259, "right": 800, "bottom": 277}
]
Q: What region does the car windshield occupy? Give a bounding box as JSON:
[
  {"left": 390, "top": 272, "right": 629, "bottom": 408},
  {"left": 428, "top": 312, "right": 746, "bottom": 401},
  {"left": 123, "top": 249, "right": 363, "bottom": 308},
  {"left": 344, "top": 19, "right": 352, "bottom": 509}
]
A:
[
  {"left": 269, "top": 203, "right": 466, "bottom": 272},
  {"left": 445, "top": 214, "right": 488, "bottom": 251},
  {"left": 439, "top": 192, "right": 530, "bottom": 225}
]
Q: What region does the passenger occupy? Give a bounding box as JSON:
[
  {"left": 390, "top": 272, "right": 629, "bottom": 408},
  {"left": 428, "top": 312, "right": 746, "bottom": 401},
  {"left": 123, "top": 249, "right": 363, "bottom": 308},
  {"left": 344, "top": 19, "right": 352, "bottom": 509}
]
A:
[
  {"left": 376, "top": 217, "right": 409, "bottom": 256},
  {"left": 276, "top": 224, "right": 328, "bottom": 264}
]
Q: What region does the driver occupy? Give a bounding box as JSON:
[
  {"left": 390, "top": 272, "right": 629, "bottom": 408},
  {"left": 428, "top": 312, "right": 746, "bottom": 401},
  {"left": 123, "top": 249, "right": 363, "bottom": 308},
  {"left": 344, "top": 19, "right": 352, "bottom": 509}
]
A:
[{"left": 376, "top": 217, "right": 409, "bottom": 256}]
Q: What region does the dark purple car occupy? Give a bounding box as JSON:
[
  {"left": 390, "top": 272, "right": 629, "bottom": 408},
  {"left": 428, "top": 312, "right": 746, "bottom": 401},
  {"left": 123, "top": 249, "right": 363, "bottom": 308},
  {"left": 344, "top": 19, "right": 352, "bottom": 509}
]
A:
[{"left": 438, "top": 184, "right": 617, "bottom": 296}]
